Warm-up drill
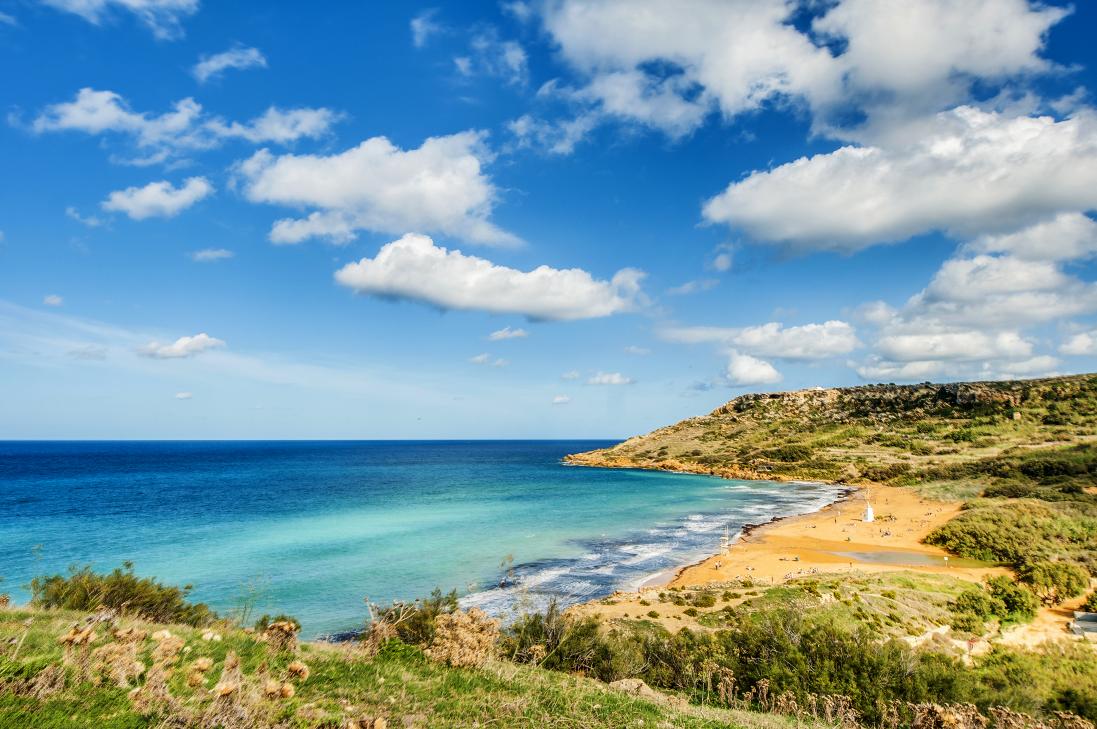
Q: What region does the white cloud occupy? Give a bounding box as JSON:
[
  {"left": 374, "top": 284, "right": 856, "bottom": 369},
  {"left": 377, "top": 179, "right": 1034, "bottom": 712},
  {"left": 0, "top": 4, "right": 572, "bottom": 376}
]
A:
[
  {"left": 460, "top": 33, "right": 528, "bottom": 86},
  {"left": 205, "top": 107, "right": 339, "bottom": 144},
  {"left": 726, "top": 351, "right": 781, "bottom": 386},
  {"left": 730, "top": 321, "right": 860, "bottom": 360},
  {"left": 102, "top": 177, "right": 213, "bottom": 219},
  {"left": 703, "top": 108, "right": 1097, "bottom": 253},
  {"left": 877, "top": 330, "right": 1032, "bottom": 363},
  {"left": 65, "top": 206, "right": 103, "bottom": 227},
  {"left": 488, "top": 326, "right": 527, "bottom": 341},
  {"left": 334, "top": 234, "right": 644, "bottom": 321},
  {"left": 410, "top": 8, "right": 443, "bottom": 48},
  {"left": 660, "top": 320, "right": 859, "bottom": 360},
  {"left": 587, "top": 371, "right": 634, "bottom": 385},
  {"left": 192, "top": 46, "right": 266, "bottom": 83},
  {"left": 236, "top": 132, "right": 517, "bottom": 246},
  {"left": 967, "top": 212, "right": 1097, "bottom": 262},
  {"left": 552, "top": 394, "right": 571, "bottom": 405},
  {"left": 624, "top": 345, "right": 650, "bottom": 355},
  {"left": 502, "top": 1, "right": 532, "bottom": 23},
  {"left": 561, "top": 369, "right": 580, "bottom": 380},
  {"left": 1061, "top": 331, "right": 1097, "bottom": 356},
  {"left": 0, "top": 11, "right": 16, "bottom": 25},
  {"left": 190, "top": 248, "right": 233, "bottom": 262},
  {"left": 41, "top": 0, "right": 200, "bottom": 40},
  {"left": 43, "top": 294, "right": 63, "bottom": 307},
  {"left": 525, "top": 0, "right": 1066, "bottom": 152},
  {"left": 855, "top": 301, "right": 898, "bottom": 326},
  {"left": 993, "top": 355, "right": 1060, "bottom": 377},
  {"left": 175, "top": 391, "right": 193, "bottom": 400},
  {"left": 469, "top": 352, "right": 508, "bottom": 367},
  {"left": 711, "top": 250, "right": 733, "bottom": 272},
  {"left": 138, "top": 332, "right": 224, "bottom": 359},
  {"left": 31, "top": 88, "right": 338, "bottom": 163}
]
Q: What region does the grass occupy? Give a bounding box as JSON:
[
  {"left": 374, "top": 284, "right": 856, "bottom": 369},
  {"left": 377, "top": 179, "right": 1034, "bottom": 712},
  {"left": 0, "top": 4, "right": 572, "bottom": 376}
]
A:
[{"left": 0, "top": 606, "right": 816, "bottom": 729}]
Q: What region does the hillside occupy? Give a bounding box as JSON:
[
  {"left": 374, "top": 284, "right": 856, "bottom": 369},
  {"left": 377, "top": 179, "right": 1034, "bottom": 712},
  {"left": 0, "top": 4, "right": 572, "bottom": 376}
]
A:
[
  {"left": 0, "top": 605, "right": 812, "bottom": 729},
  {"left": 565, "top": 374, "right": 1097, "bottom": 490}
]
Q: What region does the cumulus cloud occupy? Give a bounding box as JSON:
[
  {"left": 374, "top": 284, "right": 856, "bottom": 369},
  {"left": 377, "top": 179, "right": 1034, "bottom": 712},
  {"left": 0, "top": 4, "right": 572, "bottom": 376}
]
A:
[
  {"left": 552, "top": 394, "right": 571, "bottom": 405},
  {"left": 41, "top": 0, "right": 200, "bottom": 40},
  {"left": 848, "top": 215, "right": 1097, "bottom": 381},
  {"left": 660, "top": 320, "right": 859, "bottom": 360},
  {"left": 334, "top": 234, "right": 645, "bottom": 321},
  {"left": 138, "top": 332, "right": 224, "bottom": 359},
  {"left": 1061, "top": 331, "right": 1097, "bottom": 356},
  {"left": 189, "top": 248, "right": 233, "bottom": 262},
  {"left": 235, "top": 131, "right": 516, "bottom": 246},
  {"left": 43, "top": 294, "right": 63, "bottom": 307},
  {"left": 30, "top": 88, "right": 338, "bottom": 164},
  {"left": 876, "top": 330, "right": 1032, "bottom": 363},
  {"left": 967, "top": 212, "right": 1097, "bottom": 262},
  {"left": 624, "top": 345, "right": 650, "bottom": 355},
  {"left": 703, "top": 108, "right": 1097, "bottom": 253},
  {"left": 192, "top": 46, "right": 267, "bottom": 83},
  {"left": 488, "top": 326, "right": 527, "bottom": 340},
  {"left": 205, "top": 107, "right": 340, "bottom": 144},
  {"left": 561, "top": 369, "right": 580, "bottom": 380},
  {"left": 175, "top": 391, "right": 193, "bottom": 400},
  {"left": 726, "top": 351, "right": 781, "bottom": 386},
  {"left": 102, "top": 177, "right": 213, "bottom": 219},
  {"left": 521, "top": 0, "right": 1066, "bottom": 152},
  {"left": 587, "top": 371, "right": 634, "bottom": 385}
]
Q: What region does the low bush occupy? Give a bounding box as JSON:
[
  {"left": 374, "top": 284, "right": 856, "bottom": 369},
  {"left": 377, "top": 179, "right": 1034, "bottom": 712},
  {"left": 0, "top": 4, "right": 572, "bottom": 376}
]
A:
[
  {"left": 28, "top": 562, "right": 215, "bottom": 626},
  {"left": 1016, "top": 560, "right": 1090, "bottom": 605}
]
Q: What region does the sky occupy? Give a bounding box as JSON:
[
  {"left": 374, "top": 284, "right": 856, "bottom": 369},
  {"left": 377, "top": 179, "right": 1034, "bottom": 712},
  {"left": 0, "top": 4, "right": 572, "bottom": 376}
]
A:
[{"left": 1, "top": 0, "right": 1096, "bottom": 439}]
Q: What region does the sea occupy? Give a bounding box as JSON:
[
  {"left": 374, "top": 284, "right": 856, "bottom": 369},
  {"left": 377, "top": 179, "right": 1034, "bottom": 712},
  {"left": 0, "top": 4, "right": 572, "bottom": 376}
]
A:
[{"left": 0, "top": 440, "right": 845, "bottom": 638}]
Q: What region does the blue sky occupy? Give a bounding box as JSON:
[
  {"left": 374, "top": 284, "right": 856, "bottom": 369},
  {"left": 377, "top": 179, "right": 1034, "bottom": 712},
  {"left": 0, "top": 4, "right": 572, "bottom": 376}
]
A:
[{"left": 2, "top": 0, "right": 1096, "bottom": 439}]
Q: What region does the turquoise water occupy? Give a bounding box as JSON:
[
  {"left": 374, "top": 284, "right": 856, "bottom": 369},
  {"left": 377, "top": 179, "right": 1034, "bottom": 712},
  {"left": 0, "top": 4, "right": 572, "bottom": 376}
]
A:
[{"left": 0, "top": 441, "right": 843, "bottom": 637}]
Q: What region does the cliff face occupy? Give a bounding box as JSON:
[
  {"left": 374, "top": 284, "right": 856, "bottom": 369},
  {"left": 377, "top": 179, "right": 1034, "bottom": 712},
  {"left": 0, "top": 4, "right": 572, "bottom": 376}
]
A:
[{"left": 565, "top": 374, "right": 1097, "bottom": 484}]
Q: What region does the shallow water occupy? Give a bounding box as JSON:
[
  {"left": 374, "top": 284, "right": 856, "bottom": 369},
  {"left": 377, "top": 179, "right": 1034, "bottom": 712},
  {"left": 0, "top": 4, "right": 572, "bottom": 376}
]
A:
[
  {"left": 0, "top": 441, "right": 844, "bottom": 637},
  {"left": 831, "top": 550, "right": 990, "bottom": 568}
]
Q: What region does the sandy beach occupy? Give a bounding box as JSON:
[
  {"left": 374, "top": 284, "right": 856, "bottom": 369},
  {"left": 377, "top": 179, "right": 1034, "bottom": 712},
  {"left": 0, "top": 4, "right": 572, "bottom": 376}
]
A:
[{"left": 667, "top": 484, "right": 1004, "bottom": 588}]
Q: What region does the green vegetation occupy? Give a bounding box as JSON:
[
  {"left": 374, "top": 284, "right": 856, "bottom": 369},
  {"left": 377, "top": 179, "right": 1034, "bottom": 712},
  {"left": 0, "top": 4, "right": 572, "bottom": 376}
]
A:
[
  {"left": 28, "top": 562, "right": 216, "bottom": 627},
  {"left": 950, "top": 577, "right": 1039, "bottom": 632},
  {"left": 0, "top": 605, "right": 801, "bottom": 729},
  {"left": 567, "top": 374, "right": 1097, "bottom": 485}
]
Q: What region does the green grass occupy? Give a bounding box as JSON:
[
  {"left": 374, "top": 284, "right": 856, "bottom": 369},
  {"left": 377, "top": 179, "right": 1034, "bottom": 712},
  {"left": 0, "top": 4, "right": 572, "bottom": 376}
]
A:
[{"left": 0, "top": 607, "right": 813, "bottom": 729}]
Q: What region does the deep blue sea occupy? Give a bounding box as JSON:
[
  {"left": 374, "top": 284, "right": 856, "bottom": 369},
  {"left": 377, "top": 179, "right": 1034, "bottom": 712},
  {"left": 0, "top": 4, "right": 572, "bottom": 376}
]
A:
[{"left": 0, "top": 441, "right": 843, "bottom": 637}]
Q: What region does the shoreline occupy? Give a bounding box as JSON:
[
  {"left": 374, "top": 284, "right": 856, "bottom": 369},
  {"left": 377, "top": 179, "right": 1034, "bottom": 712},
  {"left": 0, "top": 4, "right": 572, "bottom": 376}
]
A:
[
  {"left": 654, "top": 485, "right": 859, "bottom": 587},
  {"left": 565, "top": 458, "right": 1008, "bottom": 628}
]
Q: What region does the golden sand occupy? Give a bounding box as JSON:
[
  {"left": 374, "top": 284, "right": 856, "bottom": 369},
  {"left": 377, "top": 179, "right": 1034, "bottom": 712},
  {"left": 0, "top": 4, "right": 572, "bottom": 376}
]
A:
[{"left": 668, "top": 485, "right": 1004, "bottom": 588}]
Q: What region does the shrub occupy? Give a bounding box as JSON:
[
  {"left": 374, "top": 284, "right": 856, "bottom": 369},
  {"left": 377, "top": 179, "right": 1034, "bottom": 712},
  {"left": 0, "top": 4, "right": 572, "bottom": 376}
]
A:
[
  {"left": 1016, "top": 561, "right": 1089, "bottom": 605},
  {"left": 425, "top": 608, "right": 499, "bottom": 668},
  {"left": 253, "top": 613, "right": 300, "bottom": 633},
  {"left": 983, "top": 577, "right": 1038, "bottom": 622},
  {"left": 1083, "top": 592, "right": 1097, "bottom": 612},
  {"left": 370, "top": 588, "right": 458, "bottom": 646},
  {"left": 29, "top": 562, "right": 215, "bottom": 626},
  {"left": 692, "top": 593, "right": 716, "bottom": 608},
  {"left": 764, "top": 444, "right": 813, "bottom": 462}
]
